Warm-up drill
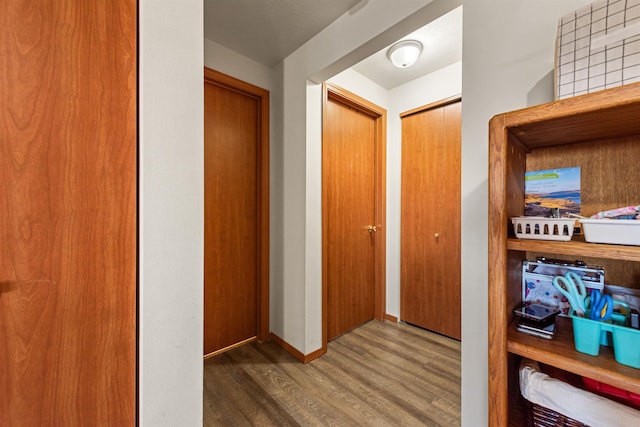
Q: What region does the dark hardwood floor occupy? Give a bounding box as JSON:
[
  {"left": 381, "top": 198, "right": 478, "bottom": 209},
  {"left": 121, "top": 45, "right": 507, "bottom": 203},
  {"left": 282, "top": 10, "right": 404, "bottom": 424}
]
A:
[{"left": 203, "top": 320, "right": 461, "bottom": 426}]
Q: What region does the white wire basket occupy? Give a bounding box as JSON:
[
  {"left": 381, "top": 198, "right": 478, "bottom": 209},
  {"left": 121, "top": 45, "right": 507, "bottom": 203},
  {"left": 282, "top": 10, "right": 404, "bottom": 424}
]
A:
[{"left": 511, "top": 217, "right": 576, "bottom": 242}]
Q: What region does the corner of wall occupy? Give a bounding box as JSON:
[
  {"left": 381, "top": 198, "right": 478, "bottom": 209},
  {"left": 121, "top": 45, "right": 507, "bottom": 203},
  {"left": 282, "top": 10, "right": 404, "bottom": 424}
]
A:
[{"left": 139, "top": 1, "right": 204, "bottom": 425}]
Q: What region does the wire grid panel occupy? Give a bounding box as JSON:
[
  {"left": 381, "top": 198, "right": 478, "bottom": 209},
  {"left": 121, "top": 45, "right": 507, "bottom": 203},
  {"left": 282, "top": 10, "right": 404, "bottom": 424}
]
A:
[{"left": 556, "top": 0, "right": 640, "bottom": 99}]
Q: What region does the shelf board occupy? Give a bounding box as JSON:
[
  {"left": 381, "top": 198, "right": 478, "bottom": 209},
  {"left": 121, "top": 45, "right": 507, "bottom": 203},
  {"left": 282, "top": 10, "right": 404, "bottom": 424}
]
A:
[
  {"left": 507, "top": 237, "right": 640, "bottom": 262},
  {"left": 500, "top": 82, "right": 640, "bottom": 150},
  {"left": 508, "top": 317, "right": 640, "bottom": 394}
]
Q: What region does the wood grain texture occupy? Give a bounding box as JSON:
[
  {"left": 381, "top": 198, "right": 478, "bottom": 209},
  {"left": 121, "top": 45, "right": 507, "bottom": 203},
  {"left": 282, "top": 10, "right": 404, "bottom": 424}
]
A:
[
  {"left": 508, "top": 317, "right": 640, "bottom": 395},
  {"left": 322, "top": 83, "right": 387, "bottom": 343},
  {"left": 487, "top": 114, "right": 512, "bottom": 427},
  {"left": 0, "top": 0, "right": 137, "bottom": 424},
  {"left": 525, "top": 252, "right": 640, "bottom": 290},
  {"left": 502, "top": 82, "right": 640, "bottom": 148},
  {"left": 400, "top": 99, "right": 461, "bottom": 340},
  {"left": 526, "top": 136, "right": 640, "bottom": 220},
  {"left": 204, "top": 68, "right": 270, "bottom": 355},
  {"left": 204, "top": 321, "right": 461, "bottom": 426},
  {"left": 440, "top": 102, "right": 462, "bottom": 337}
]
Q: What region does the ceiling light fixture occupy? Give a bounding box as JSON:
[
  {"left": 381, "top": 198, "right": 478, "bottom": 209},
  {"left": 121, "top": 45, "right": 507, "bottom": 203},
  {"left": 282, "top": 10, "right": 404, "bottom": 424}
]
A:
[{"left": 387, "top": 40, "right": 423, "bottom": 69}]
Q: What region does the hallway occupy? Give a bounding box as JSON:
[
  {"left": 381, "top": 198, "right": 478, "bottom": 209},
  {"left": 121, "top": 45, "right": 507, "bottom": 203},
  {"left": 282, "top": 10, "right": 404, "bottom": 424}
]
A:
[{"left": 204, "top": 320, "right": 461, "bottom": 426}]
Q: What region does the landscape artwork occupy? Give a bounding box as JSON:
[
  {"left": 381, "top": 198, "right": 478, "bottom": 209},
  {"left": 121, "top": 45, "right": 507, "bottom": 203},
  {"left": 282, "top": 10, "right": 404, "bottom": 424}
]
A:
[{"left": 524, "top": 167, "right": 580, "bottom": 217}]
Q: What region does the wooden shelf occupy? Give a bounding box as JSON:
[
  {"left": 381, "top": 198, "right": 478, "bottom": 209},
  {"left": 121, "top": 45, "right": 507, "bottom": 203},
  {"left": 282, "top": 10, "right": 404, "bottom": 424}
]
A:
[
  {"left": 508, "top": 317, "right": 640, "bottom": 395},
  {"left": 502, "top": 83, "right": 640, "bottom": 150},
  {"left": 507, "top": 238, "right": 640, "bottom": 262},
  {"left": 489, "top": 83, "right": 640, "bottom": 426}
]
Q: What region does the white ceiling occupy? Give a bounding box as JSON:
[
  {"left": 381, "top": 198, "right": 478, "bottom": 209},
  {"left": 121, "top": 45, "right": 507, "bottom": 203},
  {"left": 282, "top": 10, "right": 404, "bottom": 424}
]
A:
[
  {"left": 204, "top": 0, "right": 462, "bottom": 89},
  {"left": 352, "top": 6, "right": 462, "bottom": 89},
  {"left": 204, "top": 0, "right": 361, "bottom": 67}
]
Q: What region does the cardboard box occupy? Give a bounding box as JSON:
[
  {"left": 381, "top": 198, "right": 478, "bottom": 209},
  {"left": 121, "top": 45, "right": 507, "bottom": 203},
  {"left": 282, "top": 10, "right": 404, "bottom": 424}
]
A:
[{"left": 556, "top": 0, "right": 640, "bottom": 99}]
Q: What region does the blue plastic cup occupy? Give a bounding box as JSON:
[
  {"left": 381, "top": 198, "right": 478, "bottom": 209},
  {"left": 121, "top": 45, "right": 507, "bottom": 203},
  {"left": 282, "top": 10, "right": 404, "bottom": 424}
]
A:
[
  {"left": 611, "top": 326, "right": 640, "bottom": 369},
  {"left": 572, "top": 314, "right": 605, "bottom": 356}
]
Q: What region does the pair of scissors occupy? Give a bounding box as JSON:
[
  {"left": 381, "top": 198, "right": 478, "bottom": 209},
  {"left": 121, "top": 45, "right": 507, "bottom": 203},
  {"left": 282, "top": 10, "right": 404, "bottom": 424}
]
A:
[
  {"left": 585, "top": 290, "right": 631, "bottom": 323},
  {"left": 552, "top": 271, "right": 587, "bottom": 316},
  {"left": 586, "top": 289, "right": 613, "bottom": 321}
]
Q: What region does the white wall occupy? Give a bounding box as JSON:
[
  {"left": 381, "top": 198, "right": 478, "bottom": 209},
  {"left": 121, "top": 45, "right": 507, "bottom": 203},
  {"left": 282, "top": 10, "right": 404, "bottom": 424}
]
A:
[
  {"left": 329, "top": 68, "right": 391, "bottom": 107},
  {"left": 460, "top": 1, "right": 592, "bottom": 425},
  {"left": 204, "top": 39, "right": 277, "bottom": 91},
  {"left": 139, "top": 0, "right": 203, "bottom": 425}
]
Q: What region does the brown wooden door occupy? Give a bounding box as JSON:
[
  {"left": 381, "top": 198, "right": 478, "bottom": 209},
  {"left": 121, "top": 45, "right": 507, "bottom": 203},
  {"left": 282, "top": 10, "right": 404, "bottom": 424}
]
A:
[
  {"left": 204, "top": 69, "right": 269, "bottom": 356},
  {"left": 400, "top": 99, "right": 461, "bottom": 340},
  {"left": 323, "top": 85, "right": 386, "bottom": 342},
  {"left": 0, "top": 1, "right": 137, "bottom": 424}
]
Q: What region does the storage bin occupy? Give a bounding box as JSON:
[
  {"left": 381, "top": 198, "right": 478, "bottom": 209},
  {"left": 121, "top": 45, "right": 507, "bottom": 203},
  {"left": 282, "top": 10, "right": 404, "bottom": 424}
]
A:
[
  {"left": 511, "top": 217, "right": 576, "bottom": 241},
  {"left": 525, "top": 400, "right": 587, "bottom": 427},
  {"left": 579, "top": 218, "right": 640, "bottom": 245},
  {"left": 571, "top": 313, "right": 640, "bottom": 368},
  {"left": 555, "top": 0, "right": 640, "bottom": 100},
  {"left": 611, "top": 324, "right": 640, "bottom": 368},
  {"left": 520, "top": 359, "right": 640, "bottom": 426},
  {"left": 583, "top": 377, "right": 640, "bottom": 409},
  {"left": 572, "top": 308, "right": 627, "bottom": 347}
]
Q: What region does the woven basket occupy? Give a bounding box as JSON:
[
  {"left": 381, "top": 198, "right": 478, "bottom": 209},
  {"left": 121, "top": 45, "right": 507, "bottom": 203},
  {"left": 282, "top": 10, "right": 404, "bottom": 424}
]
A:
[{"left": 526, "top": 400, "right": 588, "bottom": 427}]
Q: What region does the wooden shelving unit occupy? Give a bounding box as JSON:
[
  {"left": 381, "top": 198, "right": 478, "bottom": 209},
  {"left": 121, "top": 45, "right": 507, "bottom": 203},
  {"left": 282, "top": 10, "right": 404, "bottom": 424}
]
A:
[
  {"left": 508, "top": 317, "right": 640, "bottom": 395},
  {"left": 488, "top": 83, "right": 640, "bottom": 426},
  {"left": 507, "top": 238, "right": 640, "bottom": 262}
]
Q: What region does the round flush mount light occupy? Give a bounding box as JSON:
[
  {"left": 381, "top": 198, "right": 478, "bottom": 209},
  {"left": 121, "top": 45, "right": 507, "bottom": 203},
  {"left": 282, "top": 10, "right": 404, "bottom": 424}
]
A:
[{"left": 387, "top": 40, "right": 423, "bottom": 69}]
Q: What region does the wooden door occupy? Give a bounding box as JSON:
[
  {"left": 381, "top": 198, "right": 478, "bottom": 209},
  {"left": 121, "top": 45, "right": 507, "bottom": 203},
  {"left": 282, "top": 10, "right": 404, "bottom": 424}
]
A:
[
  {"left": 322, "top": 84, "right": 386, "bottom": 343},
  {"left": 400, "top": 98, "right": 461, "bottom": 340},
  {"left": 204, "top": 68, "right": 269, "bottom": 356},
  {"left": 0, "top": 1, "right": 137, "bottom": 424}
]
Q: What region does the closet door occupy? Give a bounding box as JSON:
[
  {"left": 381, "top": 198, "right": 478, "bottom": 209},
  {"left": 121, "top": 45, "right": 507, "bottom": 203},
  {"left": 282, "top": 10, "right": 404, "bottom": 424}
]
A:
[
  {"left": 400, "top": 99, "right": 461, "bottom": 340},
  {"left": 0, "top": 1, "right": 137, "bottom": 424}
]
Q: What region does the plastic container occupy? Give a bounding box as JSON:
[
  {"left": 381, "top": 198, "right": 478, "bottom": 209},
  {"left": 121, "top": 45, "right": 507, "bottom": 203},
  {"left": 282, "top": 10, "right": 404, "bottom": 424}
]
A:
[
  {"left": 579, "top": 219, "right": 640, "bottom": 246},
  {"left": 611, "top": 325, "right": 640, "bottom": 368},
  {"left": 511, "top": 217, "right": 576, "bottom": 241},
  {"left": 571, "top": 313, "right": 640, "bottom": 369},
  {"left": 583, "top": 377, "right": 640, "bottom": 409}
]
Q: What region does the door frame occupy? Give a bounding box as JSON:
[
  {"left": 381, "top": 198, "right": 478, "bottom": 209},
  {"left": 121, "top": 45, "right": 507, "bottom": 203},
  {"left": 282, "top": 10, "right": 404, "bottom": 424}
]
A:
[
  {"left": 399, "top": 94, "right": 461, "bottom": 118},
  {"left": 203, "top": 67, "right": 270, "bottom": 348},
  {"left": 321, "top": 82, "right": 386, "bottom": 352}
]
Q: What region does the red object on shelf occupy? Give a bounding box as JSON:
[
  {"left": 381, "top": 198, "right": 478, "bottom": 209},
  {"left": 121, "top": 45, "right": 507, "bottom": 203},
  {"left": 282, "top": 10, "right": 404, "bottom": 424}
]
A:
[{"left": 583, "top": 377, "right": 640, "bottom": 409}]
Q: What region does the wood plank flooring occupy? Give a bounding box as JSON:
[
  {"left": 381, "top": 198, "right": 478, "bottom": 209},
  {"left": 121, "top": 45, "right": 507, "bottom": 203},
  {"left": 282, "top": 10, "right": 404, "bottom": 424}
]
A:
[{"left": 203, "top": 320, "right": 461, "bottom": 426}]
